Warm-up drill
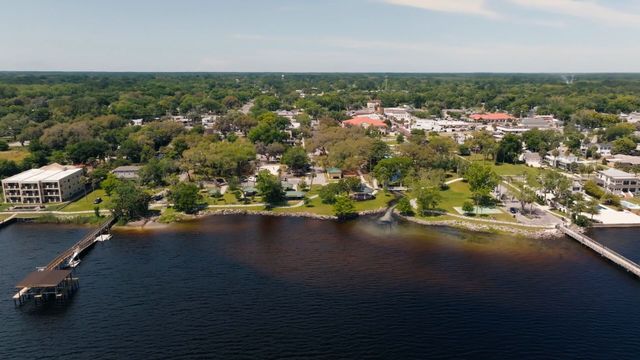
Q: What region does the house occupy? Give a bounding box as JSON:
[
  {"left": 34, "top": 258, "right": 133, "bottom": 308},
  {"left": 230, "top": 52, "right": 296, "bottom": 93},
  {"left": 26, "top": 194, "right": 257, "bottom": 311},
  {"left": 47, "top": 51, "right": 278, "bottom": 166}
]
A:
[
  {"left": 469, "top": 113, "right": 514, "bottom": 123},
  {"left": 111, "top": 165, "right": 142, "bottom": 180},
  {"left": 342, "top": 117, "right": 388, "bottom": 131},
  {"left": 581, "top": 143, "right": 612, "bottom": 157},
  {"left": 384, "top": 107, "right": 412, "bottom": 122},
  {"left": 544, "top": 155, "right": 580, "bottom": 170},
  {"left": 366, "top": 100, "right": 381, "bottom": 112},
  {"left": 2, "top": 164, "right": 83, "bottom": 204},
  {"left": 597, "top": 168, "right": 640, "bottom": 195},
  {"left": 523, "top": 152, "right": 542, "bottom": 168},
  {"left": 171, "top": 115, "right": 192, "bottom": 126},
  {"left": 607, "top": 154, "right": 640, "bottom": 168},
  {"left": 326, "top": 167, "right": 342, "bottom": 180},
  {"left": 201, "top": 115, "right": 218, "bottom": 129},
  {"left": 130, "top": 119, "right": 144, "bottom": 126}
]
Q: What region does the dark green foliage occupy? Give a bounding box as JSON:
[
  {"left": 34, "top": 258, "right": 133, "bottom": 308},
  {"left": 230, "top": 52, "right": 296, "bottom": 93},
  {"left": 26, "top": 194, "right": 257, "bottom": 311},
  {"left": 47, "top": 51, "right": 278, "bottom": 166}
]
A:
[
  {"left": 256, "top": 170, "right": 285, "bottom": 205},
  {"left": 169, "top": 182, "right": 202, "bottom": 214},
  {"left": 396, "top": 197, "right": 414, "bottom": 216},
  {"left": 109, "top": 181, "right": 151, "bottom": 222},
  {"left": 333, "top": 196, "right": 357, "bottom": 220},
  {"left": 495, "top": 134, "right": 522, "bottom": 164}
]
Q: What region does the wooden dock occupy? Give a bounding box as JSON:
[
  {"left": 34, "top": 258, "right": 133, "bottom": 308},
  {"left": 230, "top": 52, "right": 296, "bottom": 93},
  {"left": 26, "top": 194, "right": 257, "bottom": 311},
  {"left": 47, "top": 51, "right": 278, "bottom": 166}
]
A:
[
  {"left": 558, "top": 225, "right": 640, "bottom": 278},
  {"left": 45, "top": 216, "right": 115, "bottom": 270},
  {"left": 13, "top": 216, "right": 115, "bottom": 306}
]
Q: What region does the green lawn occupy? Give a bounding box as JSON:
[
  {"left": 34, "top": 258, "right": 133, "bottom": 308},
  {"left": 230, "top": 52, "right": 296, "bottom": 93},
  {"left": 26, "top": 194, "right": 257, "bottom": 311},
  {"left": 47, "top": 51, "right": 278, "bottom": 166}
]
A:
[
  {"left": 62, "top": 189, "right": 111, "bottom": 212},
  {"left": 464, "top": 154, "right": 546, "bottom": 179}
]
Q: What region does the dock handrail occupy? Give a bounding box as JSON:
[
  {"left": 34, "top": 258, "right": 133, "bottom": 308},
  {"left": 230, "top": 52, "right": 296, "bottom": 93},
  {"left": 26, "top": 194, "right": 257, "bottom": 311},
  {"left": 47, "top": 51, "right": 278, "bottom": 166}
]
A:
[
  {"left": 559, "top": 225, "right": 640, "bottom": 277},
  {"left": 45, "top": 217, "right": 115, "bottom": 270}
]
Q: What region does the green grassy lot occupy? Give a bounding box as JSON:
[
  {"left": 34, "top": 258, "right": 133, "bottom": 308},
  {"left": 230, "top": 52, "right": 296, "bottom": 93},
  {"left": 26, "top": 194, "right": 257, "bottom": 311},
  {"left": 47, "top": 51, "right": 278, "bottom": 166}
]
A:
[
  {"left": 0, "top": 148, "right": 29, "bottom": 162},
  {"left": 464, "top": 154, "right": 546, "bottom": 179},
  {"left": 62, "top": 189, "right": 111, "bottom": 212}
]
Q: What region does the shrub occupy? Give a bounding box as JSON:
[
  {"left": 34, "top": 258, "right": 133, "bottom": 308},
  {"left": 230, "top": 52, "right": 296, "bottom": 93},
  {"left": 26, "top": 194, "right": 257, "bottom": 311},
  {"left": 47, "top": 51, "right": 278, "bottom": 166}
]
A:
[{"left": 583, "top": 180, "right": 605, "bottom": 199}]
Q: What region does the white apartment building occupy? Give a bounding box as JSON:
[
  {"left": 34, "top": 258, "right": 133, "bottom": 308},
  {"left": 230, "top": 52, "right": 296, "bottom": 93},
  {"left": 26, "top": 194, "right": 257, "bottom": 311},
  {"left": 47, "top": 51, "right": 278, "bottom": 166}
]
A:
[
  {"left": 2, "top": 164, "right": 83, "bottom": 204},
  {"left": 597, "top": 168, "right": 640, "bottom": 195}
]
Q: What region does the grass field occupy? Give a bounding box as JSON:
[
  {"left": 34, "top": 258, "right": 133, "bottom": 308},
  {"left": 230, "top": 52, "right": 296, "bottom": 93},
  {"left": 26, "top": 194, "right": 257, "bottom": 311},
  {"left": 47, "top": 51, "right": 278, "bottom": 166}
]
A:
[
  {"left": 62, "top": 189, "right": 111, "bottom": 212},
  {"left": 464, "top": 154, "right": 546, "bottom": 179},
  {"left": 0, "top": 148, "right": 29, "bottom": 162}
]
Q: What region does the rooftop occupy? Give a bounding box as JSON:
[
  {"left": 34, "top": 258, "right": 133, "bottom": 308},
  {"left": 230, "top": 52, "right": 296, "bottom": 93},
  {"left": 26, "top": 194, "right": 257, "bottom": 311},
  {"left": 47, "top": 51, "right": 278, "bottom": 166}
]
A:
[
  {"left": 3, "top": 164, "right": 82, "bottom": 183},
  {"left": 16, "top": 269, "right": 72, "bottom": 288},
  {"left": 600, "top": 168, "right": 636, "bottom": 179},
  {"left": 470, "top": 113, "right": 514, "bottom": 121},
  {"left": 343, "top": 117, "right": 388, "bottom": 128}
]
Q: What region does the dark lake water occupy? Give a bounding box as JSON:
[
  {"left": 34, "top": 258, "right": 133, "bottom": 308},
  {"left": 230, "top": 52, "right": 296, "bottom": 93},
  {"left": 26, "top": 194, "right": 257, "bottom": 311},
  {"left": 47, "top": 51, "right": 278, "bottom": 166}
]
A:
[{"left": 1, "top": 216, "right": 640, "bottom": 359}]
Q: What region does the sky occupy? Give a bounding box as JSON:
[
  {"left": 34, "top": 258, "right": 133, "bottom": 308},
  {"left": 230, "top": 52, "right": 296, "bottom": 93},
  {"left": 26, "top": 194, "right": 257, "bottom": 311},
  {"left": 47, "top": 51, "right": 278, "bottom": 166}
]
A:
[{"left": 2, "top": 0, "right": 640, "bottom": 72}]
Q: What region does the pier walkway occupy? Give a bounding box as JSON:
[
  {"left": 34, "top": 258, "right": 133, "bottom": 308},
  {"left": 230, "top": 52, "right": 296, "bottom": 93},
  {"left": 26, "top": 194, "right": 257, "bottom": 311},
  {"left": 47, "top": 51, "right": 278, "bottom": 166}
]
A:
[
  {"left": 45, "top": 216, "right": 115, "bottom": 270},
  {"left": 558, "top": 225, "right": 640, "bottom": 278},
  {"left": 13, "top": 216, "right": 115, "bottom": 306}
]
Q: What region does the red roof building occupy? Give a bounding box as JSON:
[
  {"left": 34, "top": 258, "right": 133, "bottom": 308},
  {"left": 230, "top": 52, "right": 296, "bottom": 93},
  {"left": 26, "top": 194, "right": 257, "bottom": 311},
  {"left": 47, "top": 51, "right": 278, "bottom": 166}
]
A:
[
  {"left": 342, "top": 117, "right": 388, "bottom": 129},
  {"left": 470, "top": 113, "right": 514, "bottom": 122}
]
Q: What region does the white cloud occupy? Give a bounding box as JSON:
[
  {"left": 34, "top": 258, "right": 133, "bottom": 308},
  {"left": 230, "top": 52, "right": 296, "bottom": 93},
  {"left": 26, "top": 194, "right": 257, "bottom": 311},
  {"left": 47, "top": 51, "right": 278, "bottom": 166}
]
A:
[
  {"left": 382, "top": 0, "right": 498, "bottom": 18},
  {"left": 510, "top": 0, "right": 640, "bottom": 26}
]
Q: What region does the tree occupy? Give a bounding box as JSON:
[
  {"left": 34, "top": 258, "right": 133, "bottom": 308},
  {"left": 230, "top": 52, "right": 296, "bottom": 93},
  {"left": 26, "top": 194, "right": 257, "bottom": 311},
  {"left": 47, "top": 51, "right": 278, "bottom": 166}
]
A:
[
  {"left": 583, "top": 180, "right": 605, "bottom": 199},
  {"left": 0, "top": 159, "right": 19, "bottom": 178},
  {"left": 100, "top": 173, "right": 121, "bottom": 196},
  {"left": 318, "top": 182, "right": 342, "bottom": 204},
  {"left": 66, "top": 139, "right": 109, "bottom": 164},
  {"left": 396, "top": 197, "right": 414, "bottom": 216},
  {"left": 462, "top": 201, "right": 475, "bottom": 215},
  {"left": 465, "top": 163, "right": 500, "bottom": 193},
  {"left": 585, "top": 199, "right": 600, "bottom": 220},
  {"left": 416, "top": 186, "right": 442, "bottom": 214},
  {"left": 181, "top": 139, "right": 256, "bottom": 180},
  {"left": 256, "top": 170, "right": 285, "bottom": 205},
  {"left": 139, "top": 158, "right": 176, "bottom": 187},
  {"left": 333, "top": 195, "right": 357, "bottom": 220},
  {"left": 612, "top": 137, "right": 636, "bottom": 155},
  {"left": 109, "top": 181, "right": 150, "bottom": 223},
  {"left": 0, "top": 140, "right": 9, "bottom": 151},
  {"left": 169, "top": 182, "right": 202, "bottom": 214},
  {"left": 373, "top": 157, "right": 413, "bottom": 188},
  {"left": 495, "top": 134, "right": 522, "bottom": 164}
]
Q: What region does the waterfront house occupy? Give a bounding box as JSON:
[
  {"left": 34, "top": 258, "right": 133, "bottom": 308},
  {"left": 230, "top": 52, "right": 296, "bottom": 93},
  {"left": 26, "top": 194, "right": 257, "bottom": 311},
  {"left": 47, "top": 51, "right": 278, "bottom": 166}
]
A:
[{"left": 597, "top": 168, "right": 640, "bottom": 195}]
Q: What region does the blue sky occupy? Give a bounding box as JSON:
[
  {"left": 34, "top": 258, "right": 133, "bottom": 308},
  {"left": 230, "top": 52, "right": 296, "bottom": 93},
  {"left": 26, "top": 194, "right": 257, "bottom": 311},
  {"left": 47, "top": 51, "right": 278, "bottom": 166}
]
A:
[{"left": 2, "top": 0, "right": 640, "bottom": 72}]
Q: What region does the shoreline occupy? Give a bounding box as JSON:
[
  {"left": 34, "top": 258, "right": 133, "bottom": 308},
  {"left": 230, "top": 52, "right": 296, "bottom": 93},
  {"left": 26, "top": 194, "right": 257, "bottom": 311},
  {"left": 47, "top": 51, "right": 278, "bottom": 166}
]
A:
[
  {"left": 395, "top": 213, "right": 563, "bottom": 239},
  {"left": 113, "top": 207, "right": 562, "bottom": 238}
]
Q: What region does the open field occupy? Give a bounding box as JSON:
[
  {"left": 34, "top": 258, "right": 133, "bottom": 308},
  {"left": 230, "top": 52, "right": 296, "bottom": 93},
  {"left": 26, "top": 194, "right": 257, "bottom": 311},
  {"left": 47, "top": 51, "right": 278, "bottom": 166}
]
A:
[
  {"left": 62, "top": 189, "right": 111, "bottom": 212},
  {"left": 0, "top": 148, "right": 29, "bottom": 162}
]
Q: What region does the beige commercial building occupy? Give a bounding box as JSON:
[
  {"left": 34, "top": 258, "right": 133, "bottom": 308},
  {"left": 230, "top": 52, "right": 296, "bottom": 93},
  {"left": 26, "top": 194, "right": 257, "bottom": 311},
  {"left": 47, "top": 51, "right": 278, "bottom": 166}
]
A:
[{"left": 2, "top": 164, "right": 83, "bottom": 204}]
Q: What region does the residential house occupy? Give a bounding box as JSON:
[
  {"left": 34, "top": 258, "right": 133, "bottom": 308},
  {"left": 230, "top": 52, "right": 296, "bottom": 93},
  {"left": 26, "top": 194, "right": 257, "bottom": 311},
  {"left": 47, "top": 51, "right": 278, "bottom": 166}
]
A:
[
  {"left": 326, "top": 167, "right": 342, "bottom": 180},
  {"left": 111, "top": 165, "right": 142, "bottom": 180},
  {"left": 597, "top": 168, "right": 640, "bottom": 195}
]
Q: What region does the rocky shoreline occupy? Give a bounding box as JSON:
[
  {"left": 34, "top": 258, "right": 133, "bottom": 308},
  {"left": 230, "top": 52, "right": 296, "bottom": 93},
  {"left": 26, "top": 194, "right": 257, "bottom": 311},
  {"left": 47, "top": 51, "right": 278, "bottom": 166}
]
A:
[
  {"left": 395, "top": 213, "right": 563, "bottom": 239},
  {"left": 115, "top": 207, "right": 562, "bottom": 238}
]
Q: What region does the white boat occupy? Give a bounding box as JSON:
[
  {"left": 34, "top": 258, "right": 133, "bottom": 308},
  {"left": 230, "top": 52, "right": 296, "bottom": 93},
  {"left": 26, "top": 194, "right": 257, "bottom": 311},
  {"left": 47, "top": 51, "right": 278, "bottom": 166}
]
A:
[
  {"left": 67, "top": 248, "right": 81, "bottom": 268},
  {"left": 96, "top": 234, "right": 112, "bottom": 242}
]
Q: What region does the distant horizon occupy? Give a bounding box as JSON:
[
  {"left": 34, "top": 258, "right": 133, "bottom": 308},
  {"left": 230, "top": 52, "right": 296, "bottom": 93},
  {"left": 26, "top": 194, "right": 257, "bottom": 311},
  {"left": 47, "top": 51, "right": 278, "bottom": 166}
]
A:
[
  {"left": 2, "top": 70, "right": 640, "bottom": 75},
  {"left": 4, "top": 1, "right": 640, "bottom": 73}
]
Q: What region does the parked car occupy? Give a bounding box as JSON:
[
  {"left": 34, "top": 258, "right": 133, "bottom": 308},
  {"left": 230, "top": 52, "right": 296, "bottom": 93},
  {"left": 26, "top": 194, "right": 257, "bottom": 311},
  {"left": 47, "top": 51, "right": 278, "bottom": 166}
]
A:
[
  {"left": 509, "top": 207, "right": 518, "bottom": 214},
  {"left": 93, "top": 197, "right": 103, "bottom": 204}
]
